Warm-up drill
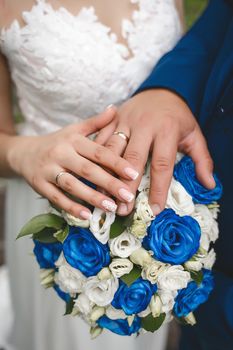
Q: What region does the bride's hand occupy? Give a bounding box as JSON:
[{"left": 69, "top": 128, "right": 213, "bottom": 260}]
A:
[
  {"left": 6, "top": 107, "right": 138, "bottom": 219},
  {"left": 96, "top": 90, "right": 216, "bottom": 216}
]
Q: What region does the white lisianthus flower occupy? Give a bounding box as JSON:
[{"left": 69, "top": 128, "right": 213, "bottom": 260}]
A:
[
  {"left": 109, "top": 258, "right": 133, "bottom": 278},
  {"left": 202, "top": 248, "right": 216, "bottom": 270},
  {"left": 200, "top": 233, "right": 211, "bottom": 251},
  {"left": 55, "top": 254, "right": 86, "bottom": 294},
  {"left": 208, "top": 220, "right": 219, "bottom": 243},
  {"left": 61, "top": 210, "right": 90, "bottom": 228},
  {"left": 158, "top": 289, "right": 178, "bottom": 313},
  {"left": 150, "top": 295, "right": 163, "bottom": 318},
  {"left": 74, "top": 294, "right": 94, "bottom": 316},
  {"left": 84, "top": 277, "right": 119, "bottom": 307},
  {"left": 166, "top": 178, "right": 195, "bottom": 216},
  {"left": 157, "top": 266, "right": 191, "bottom": 291},
  {"left": 134, "top": 192, "right": 154, "bottom": 223},
  {"left": 90, "top": 208, "right": 115, "bottom": 244},
  {"left": 209, "top": 204, "right": 220, "bottom": 219},
  {"left": 106, "top": 306, "right": 127, "bottom": 320},
  {"left": 192, "top": 205, "right": 214, "bottom": 235},
  {"left": 184, "top": 260, "right": 203, "bottom": 272},
  {"left": 142, "top": 260, "right": 168, "bottom": 284},
  {"left": 130, "top": 247, "right": 153, "bottom": 267},
  {"left": 109, "top": 231, "right": 141, "bottom": 258}
]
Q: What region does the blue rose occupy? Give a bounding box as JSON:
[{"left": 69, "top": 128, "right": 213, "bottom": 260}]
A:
[
  {"left": 143, "top": 209, "right": 201, "bottom": 265},
  {"left": 112, "top": 278, "right": 157, "bottom": 316},
  {"left": 174, "top": 156, "right": 223, "bottom": 204},
  {"left": 174, "top": 269, "right": 214, "bottom": 317},
  {"left": 97, "top": 315, "right": 141, "bottom": 336},
  {"left": 53, "top": 284, "right": 71, "bottom": 303},
  {"left": 63, "top": 227, "right": 111, "bottom": 277},
  {"left": 33, "top": 240, "right": 62, "bottom": 269}
]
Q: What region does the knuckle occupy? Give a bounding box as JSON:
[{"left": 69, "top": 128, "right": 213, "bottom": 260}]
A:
[
  {"left": 106, "top": 140, "right": 117, "bottom": 152},
  {"left": 79, "top": 163, "right": 92, "bottom": 179},
  {"left": 94, "top": 145, "right": 106, "bottom": 162},
  {"left": 150, "top": 186, "right": 164, "bottom": 199},
  {"left": 152, "top": 157, "right": 171, "bottom": 173},
  {"left": 50, "top": 193, "right": 61, "bottom": 206},
  {"left": 61, "top": 177, "right": 75, "bottom": 193},
  {"left": 66, "top": 203, "right": 81, "bottom": 216},
  {"left": 124, "top": 150, "right": 141, "bottom": 163}
]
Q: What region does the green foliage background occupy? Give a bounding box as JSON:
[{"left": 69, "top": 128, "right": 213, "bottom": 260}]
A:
[{"left": 185, "top": 0, "right": 208, "bottom": 28}]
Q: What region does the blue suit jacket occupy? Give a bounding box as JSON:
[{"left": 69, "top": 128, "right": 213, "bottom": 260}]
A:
[{"left": 138, "top": 0, "right": 233, "bottom": 278}]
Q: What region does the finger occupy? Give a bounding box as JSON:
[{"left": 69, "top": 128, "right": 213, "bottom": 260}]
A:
[
  {"left": 51, "top": 171, "right": 118, "bottom": 213},
  {"left": 95, "top": 121, "right": 117, "bottom": 145},
  {"left": 182, "top": 126, "right": 215, "bottom": 189},
  {"left": 105, "top": 124, "right": 130, "bottom": 156},
  {"left": 77, "top": 105, "right": 117, "bottom": 136},
  {"left": 60, "top": 151, "right": 136, "bottom": 204},
  {"left": 117, "top": 131, "right": 152, "bottom": 215},
  {"left": 149, "top": 130, "right": 178, "bottom": 215},
  {"left": 39, "top": 181, "right": 93, "bottom": 220},
  {"left": 74, "top": 137, "right": 139, "bottom": 181}
]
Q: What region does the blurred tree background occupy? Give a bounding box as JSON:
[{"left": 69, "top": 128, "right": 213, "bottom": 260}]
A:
[{"left": 185, "top": 0, "right": 208, "bottom": 28}]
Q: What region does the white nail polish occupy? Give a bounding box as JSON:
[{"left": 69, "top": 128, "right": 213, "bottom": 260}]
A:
[
  {"left": 118, "top": 188, "right": 135, "bottom": 203},
  {"left": 80, "top": 211, "right": 92, "bottom": 220},
  {"left": 106, "top": 104, "right": 114, "bottom": 110},
  {"left": 102, "top": 200, "right": 117, "bottom": 212},
  {"left": 124, "top": 167, "right": 139, "bottom": 180}
]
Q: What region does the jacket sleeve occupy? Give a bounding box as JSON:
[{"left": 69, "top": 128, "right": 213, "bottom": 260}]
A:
[{"left": 136, "top": 0, "right": 233, "bottom": 117}]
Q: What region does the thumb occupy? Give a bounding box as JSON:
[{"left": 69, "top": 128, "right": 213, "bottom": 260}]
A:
[{"left": 78, "top": 105, "right": 117, "bottom": 136}]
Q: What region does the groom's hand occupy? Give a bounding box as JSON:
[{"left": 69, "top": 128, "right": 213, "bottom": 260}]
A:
[{"left": 95, "top": 89, "right": 216, "bottom": 216}]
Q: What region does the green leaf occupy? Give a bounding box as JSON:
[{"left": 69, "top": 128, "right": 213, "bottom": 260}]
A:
[
  {"left": 54, "top": 225, "right": 69, "bottom": 243},
  {"left": 64, "top": 298, "right": 75, "bottom": 316},
  {"left": 191, "top": 270, "right": 204, "bottom": 285},
  {"left": 33, "top": 228, "right": 58, "bottom": 243},
  {"left": 120, "top": 266, "right": 142, "bottom": 287},
  {"left": 17, "top": 213, "right": 65, "bottom": 239},
  {"left": 110, "top": 211, "right": 135, "bottom": 239},
  {"left": 141, "top": 313, "right": 166, "bottom": 332}
]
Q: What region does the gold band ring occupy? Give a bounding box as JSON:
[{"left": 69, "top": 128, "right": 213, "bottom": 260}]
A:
[{"left": 113, "top": 131, "right": 129, "bottom": 142}]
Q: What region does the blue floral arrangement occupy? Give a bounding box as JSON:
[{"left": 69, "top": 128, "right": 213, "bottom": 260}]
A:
[{"left": 18, "top": 155, "right": 222, "bottom": 338}]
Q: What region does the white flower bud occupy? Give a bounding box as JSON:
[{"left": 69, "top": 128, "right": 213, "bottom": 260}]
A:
[
  {"left": 40, "top": 269, "right": 55, "bottom": 288},
  {"left": 90, "top": 208, "right": 115, "bottom": 244},
  {"left": 142, "top": 260, "right": 167, "bottom": 284},
  {"left": 109, "top": 258, "right": 133, "bottom": 278},
  {"left": 61, "top": 210, "right": 90, "bottom": 228},
  {"left": 131, "top": 219, "right": 148, "bottom": 239},
  {"left": 109, "top": 231, "right": 141, "bottom": 258},
  {"left": 184, "top": 312, "right": 196, "bottom": 326},
  {"left": 134, "top": 192, "right": 154, "bottom": 223},
  {"left": 90, "top": 326, "right": 103, "bottom": 339},
  {"left": 90, "top": 306, "right": 105, "bottom": 322},
  {"left": 150, "top": 295, "right": 163, "bottom": 318},
  {"left": 97, "top": 268, "right": 112, "bottom": 281},
  {"left": 184, "top": 260, "right": 203, "bottom": 272},
  {"left": 130, "top": 248, "right": 153, "bottom": 267}
]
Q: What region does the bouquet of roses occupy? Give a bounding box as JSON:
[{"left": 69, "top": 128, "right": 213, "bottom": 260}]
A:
[{"left": 18, "top": 155, "right": 222, "bottom": 338}]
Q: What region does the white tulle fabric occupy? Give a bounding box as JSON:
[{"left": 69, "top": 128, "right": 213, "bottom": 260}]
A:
[
  {"left": 1, "top": 1, "right": 181, "bottom": 349},
  {"left": 0, "top": 0, "right": 181, "bottom": 136}
]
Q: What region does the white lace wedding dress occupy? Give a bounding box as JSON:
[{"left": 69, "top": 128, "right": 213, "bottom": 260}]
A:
[{"left": 0, "top": 0, "right": 181, "bottom": 349}]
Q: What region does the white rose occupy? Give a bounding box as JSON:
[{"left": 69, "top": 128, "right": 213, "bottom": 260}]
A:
[
  {"left": 130, "top": 247, "right": 152, "bottom": 267},
  {"left": 106, "top": 306, "right": 127, "bottom": 320},
  {"left": 158, "top": 289, "right": 178, "bottom": 313},
  {"left": 202, "top": 248, "right": 216, "bottom": 270},
  {"left": 131, "top": 219, "right": 148, "bottom": 239},
  {"left": 61, "top": 210, "right": 89, "bottom": 228},
  {"left": 134, "top": 192, "right": 154, "bottom": 223},
  {"left": 166, "top": 178, "right": 195, "bottom": 216},
  {"left": 184, "top": 260, "right": 203, "bottom": 272},
  {"left": 109, "top": 258, "right": 133, "bottom": 278},
  {"left": 192, "top": 205, "right": 214, "bottom": 235},
  {"left": 74, "top": 293, "right": 94, "bottom": 316},
  {"left": 142, "top": 260, "right": 168, "bottom": 284},
  {"left": 109, "top": 231, "right": 141, "bottom": 258},
  {"left": 84, "top": 277, "right": 119, "bottom": 307},
  {"left": 90, "top": 208, "right": 115, "bottom": 244},
  {"left": 55, "top": 254, "right": 86, "bottom": 294},
  {"left": 157, "top": 266, "right": 191, "bottom": 291},
  {"left": 150, "top": 295, "right": 162, "bottom": 318}
]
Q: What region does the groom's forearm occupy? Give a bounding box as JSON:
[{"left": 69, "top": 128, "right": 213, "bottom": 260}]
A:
[{"left": 137, "top": 0, "right": 233, "bottom": 118}]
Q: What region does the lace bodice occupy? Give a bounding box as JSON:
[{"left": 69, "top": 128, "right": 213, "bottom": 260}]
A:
[{"left": 0, "top": 0, "right": 181, "bottom": 135}]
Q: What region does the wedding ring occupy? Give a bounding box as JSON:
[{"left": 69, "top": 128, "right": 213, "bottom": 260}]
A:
[
  {"left": 113, "top": 131, "right": 129, "bottom": 142},
  {"left": 55, "top": 171, "right": 70, "bottom": 186}
]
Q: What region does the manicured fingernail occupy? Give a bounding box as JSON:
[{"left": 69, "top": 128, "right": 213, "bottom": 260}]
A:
[
  {"left": 209, "top": 175, "right": 216, "bottom": 188},
  {"left": 80, "top": 211, "right": 92, "bottom": 220},
  {"left": 118, "top": 188, "right": 135, "bottom": 203},
  {"left": 102, "top": 200, "right": 117, "bottom": 212},
  {"left": 117, "top": 203, "right": 128, "bottom": 215},
  {"left": 124, "top": 167, "right": 139, "bottom": 180},
  {"left": 150, "top": 204, "right": 161, "bottom": 216},
  {"left": 106, "top": 104, "right": 114, "bottom": 110}
]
